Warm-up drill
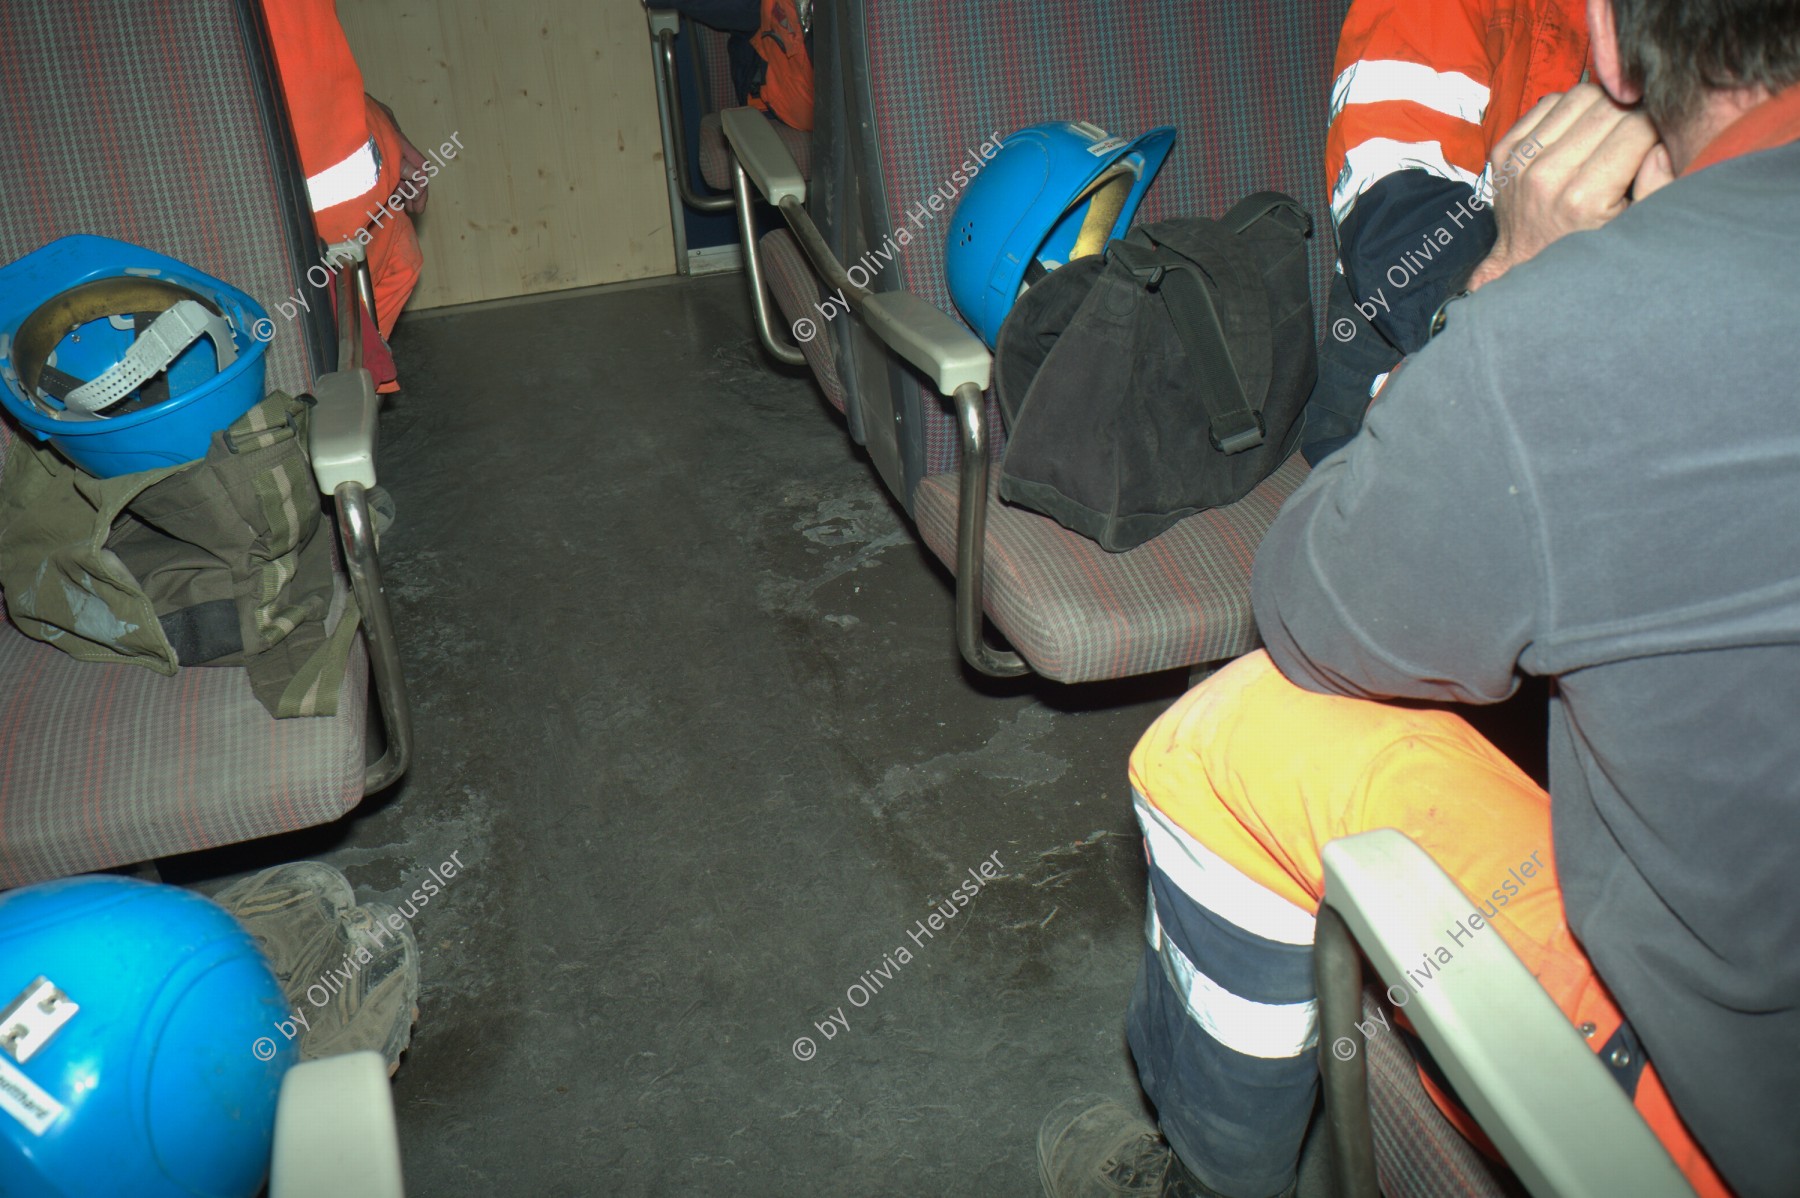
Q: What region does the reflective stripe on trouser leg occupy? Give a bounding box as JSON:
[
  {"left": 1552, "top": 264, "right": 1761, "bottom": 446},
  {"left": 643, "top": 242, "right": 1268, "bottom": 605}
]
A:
[
  {"left": 1127, "top": 791, "right": 1318, "bottom": 1198},
  {"left": 1126, "top": 651, "right": 1734, "bottom": 1198}
]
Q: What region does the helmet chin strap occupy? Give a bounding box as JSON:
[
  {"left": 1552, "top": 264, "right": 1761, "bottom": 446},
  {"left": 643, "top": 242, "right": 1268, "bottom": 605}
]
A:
[{"left": 59, "top": 299, "right": 237, "bottom": 416}]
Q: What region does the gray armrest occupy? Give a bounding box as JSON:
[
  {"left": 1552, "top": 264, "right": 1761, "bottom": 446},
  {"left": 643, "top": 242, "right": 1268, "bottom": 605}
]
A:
[
  {"left": 721, "top": 105, "right": 988, "bottom": 395},
  {"left": 863, "top": 291, "right": 992, "bottom": 396},
  {"left": 720, "top": 106, "right": 805, "bottom": 206},
  {"left": 308, "top": 365, "right": 379, "bottom": 493},
  {"left": 1321, "top": 830, "right": 1694, "bottom": 1198},
  {"left": 644, "top": 7, "right": 679, "bottom": 36},
  {"left": 269, "top": 1051, "right": 405, "bottom": 1198}
]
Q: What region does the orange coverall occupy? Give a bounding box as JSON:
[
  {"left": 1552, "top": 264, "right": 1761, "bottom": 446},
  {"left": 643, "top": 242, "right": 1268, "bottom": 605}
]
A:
[{"left": 261, "top": 0, "right": 424, "bottom": 391}]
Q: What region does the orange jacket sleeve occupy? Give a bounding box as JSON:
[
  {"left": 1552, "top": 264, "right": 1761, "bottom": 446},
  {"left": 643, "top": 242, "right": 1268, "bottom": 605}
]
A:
[{"left": 1326, "top": 0, "right": 1588, "bottom": 229}]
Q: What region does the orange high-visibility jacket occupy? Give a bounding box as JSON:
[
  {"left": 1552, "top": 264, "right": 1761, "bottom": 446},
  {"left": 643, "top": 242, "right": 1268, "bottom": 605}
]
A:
[
  {"left": 261, "top": 0, "right": 422, "bottom": 380},
  {"left": 1327, "top": 0, "right": 1589, "bottom": 230},
  {"left": 261, "top": 0, "right": 405, "bottom": 242}
]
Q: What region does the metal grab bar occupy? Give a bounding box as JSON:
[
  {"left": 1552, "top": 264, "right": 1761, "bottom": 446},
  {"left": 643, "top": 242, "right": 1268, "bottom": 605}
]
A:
[
  {"left": 656, "top": 26, "right": 732, "bottom": 214},
  {"left": 951, "top": 381, "right": 1028, "bottom": 676},
  {"left": 732, "top": 161, "right": 807, "bottom": 366},
  {"left": 336, "top": 479, "right": 413, "bottom": 794},
  {"left": 316, "top": 245, "right": 413, "bottom": 794}
]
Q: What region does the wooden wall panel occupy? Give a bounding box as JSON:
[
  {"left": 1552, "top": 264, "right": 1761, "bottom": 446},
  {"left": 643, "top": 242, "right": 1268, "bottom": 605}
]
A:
[{"left": 337, "top": 0, "right": 675, "bottom": 310}]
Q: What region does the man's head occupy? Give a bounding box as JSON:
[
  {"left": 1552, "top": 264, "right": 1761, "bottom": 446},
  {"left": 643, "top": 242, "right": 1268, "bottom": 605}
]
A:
[{"left": 1588, "top": 0, "right": 1800, "bottom": 162}]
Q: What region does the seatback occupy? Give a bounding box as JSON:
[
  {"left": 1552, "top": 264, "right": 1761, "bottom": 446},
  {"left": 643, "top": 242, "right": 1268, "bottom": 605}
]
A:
[
  {"left": 690, "top": 21, "right": 738, "bottom": 114},
  {"left": 0, "top": 0, "right": 332, "bottom": 401},
  {"left": 813, "top": 1, "right": 1351, "bottom": 512}
]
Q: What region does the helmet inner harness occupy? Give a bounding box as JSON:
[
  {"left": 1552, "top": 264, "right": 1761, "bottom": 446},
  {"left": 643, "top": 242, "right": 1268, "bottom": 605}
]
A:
[{"left": 11, "top": 276, "right": 238, "bottom": 421}]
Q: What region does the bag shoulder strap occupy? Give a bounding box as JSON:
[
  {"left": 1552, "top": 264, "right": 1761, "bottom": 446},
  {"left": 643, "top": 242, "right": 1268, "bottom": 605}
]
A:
[
  {"left": 1108, "top": 216, "right": 1273, "bottom": 455},
  {"left": 1219, "top": 190, "right": 1313, "bottom": 239}
]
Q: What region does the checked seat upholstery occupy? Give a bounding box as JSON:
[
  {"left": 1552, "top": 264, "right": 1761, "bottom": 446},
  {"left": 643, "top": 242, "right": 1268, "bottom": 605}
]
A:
[
  {"left": 690, "top": 22, "right": 813, "bottom": 192},
  {"left": 755, "top": 1, "right": 1346, "bottom": 682},
  {"left": 0, "top": 0, "right": 378, "bottom": 886},
  {"left": 1362, "top": 988, "right": 1523, "bottom": 1197}
]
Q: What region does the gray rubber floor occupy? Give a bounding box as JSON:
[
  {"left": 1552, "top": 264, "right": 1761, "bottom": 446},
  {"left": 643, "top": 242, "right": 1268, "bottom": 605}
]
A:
[{"left": 172, "top": 272, "right": 1327, "bottom": 1197}]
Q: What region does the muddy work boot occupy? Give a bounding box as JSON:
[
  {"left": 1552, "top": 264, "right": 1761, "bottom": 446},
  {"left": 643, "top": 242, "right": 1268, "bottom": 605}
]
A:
[
  {"left": 1038, "top": 1096, "right": 1238, "bottom": 1197},
  {"left": 214, "top": 861, "right": 422, "bottom": 1075}
]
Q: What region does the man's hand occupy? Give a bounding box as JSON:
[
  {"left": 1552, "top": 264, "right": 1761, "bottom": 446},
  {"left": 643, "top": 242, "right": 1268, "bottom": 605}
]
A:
[
  {"left": 1467, "top": 84, "right": 1667, "bottom": 290},
  {"left": 369, "top": 95, "right": 429, "bottom": 215}
]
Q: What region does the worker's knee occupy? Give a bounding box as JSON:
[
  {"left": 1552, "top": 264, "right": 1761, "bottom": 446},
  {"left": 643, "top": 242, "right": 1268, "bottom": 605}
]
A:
[{"left": 1132, "top": 649, "right": 1419, "bottom": 812}]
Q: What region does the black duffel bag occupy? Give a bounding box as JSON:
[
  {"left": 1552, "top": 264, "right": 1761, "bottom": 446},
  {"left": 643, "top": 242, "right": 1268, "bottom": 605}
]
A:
[{"left": 994, "top": 194, "right": 1317, "bottom": 552}]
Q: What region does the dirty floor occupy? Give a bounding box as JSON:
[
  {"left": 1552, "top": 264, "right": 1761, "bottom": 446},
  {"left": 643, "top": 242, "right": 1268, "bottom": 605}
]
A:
[{"left": 167, "top": 272, "right": 1335, "bottom": 1196}]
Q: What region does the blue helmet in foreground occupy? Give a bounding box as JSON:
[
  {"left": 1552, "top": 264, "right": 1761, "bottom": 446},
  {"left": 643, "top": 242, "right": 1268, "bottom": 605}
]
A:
[
  {"left": 946, "top": 121, "right": 1176, "bottom": 348},
  {"left": 0, "top": 874, "right": 295, "bottom": 1197}
]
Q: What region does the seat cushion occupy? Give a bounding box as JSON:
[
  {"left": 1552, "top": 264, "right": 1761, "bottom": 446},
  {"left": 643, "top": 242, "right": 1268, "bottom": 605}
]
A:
[
  {"left": 699, "top": 110, "right": 812, "bottom": 192},
  {"left": 0, "top": 619, "right": 368, "bottom": 888},
  {"left": 914, "top": 455, "right": 1309, "bottom": 682},
  {"left": 760, "top": 229, "right": 848, "bottom": 413}
]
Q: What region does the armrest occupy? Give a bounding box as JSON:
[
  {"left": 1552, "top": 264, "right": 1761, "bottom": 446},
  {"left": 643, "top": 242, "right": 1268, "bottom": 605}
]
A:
[
  {"left": 720, "top": 106, "right": 805, "bottom": 206},
  {"left": 644, "top": 6, "right": 679, "bottom": 36},
  {"left": 269, "top": 1051, "right": 405, "bottom": 1198},
  {"left": 1320, "top": 830, "right": 1694, "bottom": 1198},
  {"left": 309, "top": 365, "right": 378, "bottom": 492},
  {"left": 862, "top": 291, "right": 991, "bottom": 397},
  {"left": 306, "top": 238, "right": 379, "bottom": 492}
]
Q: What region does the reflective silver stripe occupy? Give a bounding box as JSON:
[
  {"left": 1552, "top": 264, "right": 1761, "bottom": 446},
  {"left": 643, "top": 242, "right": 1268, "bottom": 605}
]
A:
[
  {"left": 305, "top": 137, "right": 381, "bottom": 212},
  {"left": 1146, "top": 898, "right": 1320, "bottom": 1060},
  {"left": 1331, "top": 59, "right": 1491, "bottom": 127},
  {"left": 1134, "top": 791, "right": 1316, "bottom": 945},
  {"left": 1331, "top": 137, "right": 1484, "bottom": 227}
]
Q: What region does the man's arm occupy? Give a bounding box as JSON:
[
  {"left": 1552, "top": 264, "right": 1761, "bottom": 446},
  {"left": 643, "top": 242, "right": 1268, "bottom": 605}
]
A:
[
  {"left": 1327, "top": 0, "right": 1502, "bottom": 352},
  {"left": 1338, "top": 173, "right": 1496, "bottom": 354},
  {"left": 1253, "top": 311, "right": 1543, "bottom": 704}
]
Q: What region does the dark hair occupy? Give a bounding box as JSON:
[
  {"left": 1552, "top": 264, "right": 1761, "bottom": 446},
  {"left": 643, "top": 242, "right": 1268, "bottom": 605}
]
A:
[{"left": 1609, "top": 0, "right": 1800, "bottom": 127}]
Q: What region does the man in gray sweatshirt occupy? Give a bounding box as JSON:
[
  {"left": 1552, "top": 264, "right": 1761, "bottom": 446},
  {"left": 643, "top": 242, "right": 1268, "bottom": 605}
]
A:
[{"left": 1041, "top": 2, "right": 1800, "bottom": 1196}]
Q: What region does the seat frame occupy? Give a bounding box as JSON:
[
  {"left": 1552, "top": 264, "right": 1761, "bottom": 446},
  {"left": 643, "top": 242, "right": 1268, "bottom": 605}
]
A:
[
  {"left": 309, "top": 241, "right": 412, "bottom": 794},
  {"left": 723, "top": 106, "right": 1024, "bottom": 675},
  {"left": 646, "top": 9, "right": 735, "bottom": 219}
]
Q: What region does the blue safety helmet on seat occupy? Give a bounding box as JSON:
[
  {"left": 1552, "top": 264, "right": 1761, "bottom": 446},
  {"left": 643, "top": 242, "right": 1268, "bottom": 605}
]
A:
[
  {"left": 946, "top": 121, "right": 1176, "bottom": 348},
  {"left": 0, "top": 874, "right": 295, "bottom": 1198},
  {"left": 0, "top": 234, "right": 270, "bottom": 478}
]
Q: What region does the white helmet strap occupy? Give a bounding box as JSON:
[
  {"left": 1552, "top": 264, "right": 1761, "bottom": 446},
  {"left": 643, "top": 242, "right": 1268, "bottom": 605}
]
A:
[{"left": 60, "top": 299, "right": 237, "bottom": 415}]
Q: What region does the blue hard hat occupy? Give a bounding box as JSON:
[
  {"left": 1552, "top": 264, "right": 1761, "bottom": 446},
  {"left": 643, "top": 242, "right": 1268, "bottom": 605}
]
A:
[
  {"left": 0, "top": 875, "right": 296, "bottom": 1197},
  {"left": 946, "top": 121, "right": 1175, "bottom": 348},
  {"left": 0, "top": 235, "right": 270, "bottom": 478}
]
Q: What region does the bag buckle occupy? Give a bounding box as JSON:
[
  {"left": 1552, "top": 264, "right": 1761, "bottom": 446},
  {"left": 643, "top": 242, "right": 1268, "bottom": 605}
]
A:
[
  {"left": 1210, "top": 409, "right": 1265, "bottom": 455},
  {"left": 1104, "top": 240, "right": 1172, "bottom": 291}
]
